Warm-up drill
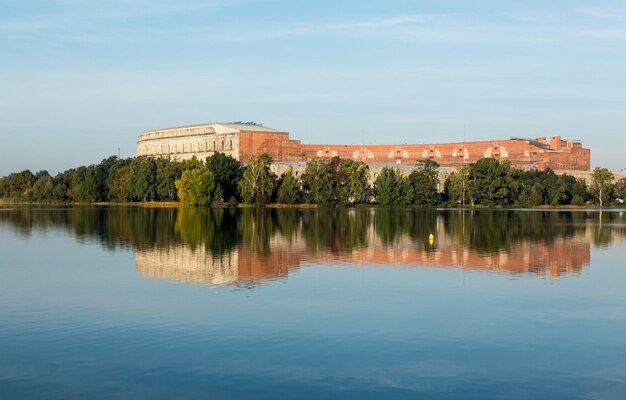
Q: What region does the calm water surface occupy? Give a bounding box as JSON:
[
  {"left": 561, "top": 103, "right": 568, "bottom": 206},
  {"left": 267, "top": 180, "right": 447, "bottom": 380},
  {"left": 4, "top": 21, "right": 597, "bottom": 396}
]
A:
[{"left": 1, "top": 207, "right": 626, "bottom": 399}]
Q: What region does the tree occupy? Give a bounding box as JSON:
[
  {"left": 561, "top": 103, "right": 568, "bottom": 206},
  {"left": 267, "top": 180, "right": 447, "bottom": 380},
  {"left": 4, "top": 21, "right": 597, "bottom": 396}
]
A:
[
  {"left": 445, "top": 166, "right": 472, "bottom": 205},
  {"left": 31, "top": 175, "right": 54, "bottom": 201},
  {"left": 67, "top": 166, "right": 97, "bottom": 202},
  {"left": 529, "top": 182, "right": 545, "bottom": 206},
  {"left": 409, "top": 159, "right": 439, "bottom": 206},
  {"left": 2, "top": 170, "right": 36, "bottom": 198},
  {"left": 206, "top": 152, "right": 243, "bottom": 201},
  {"left": 276, "top": 168, "right": 300, "bottom": 204},
  {"left": 340, "top": 159, "right": 370, "bottom": 204},
  {"left": 156, "top": 158, "right": 182, "bottom": 201},
  {"left": 374, "top": 167, "right": 402, "bottom": 205},
  {"left": 301, "top": 158, "right": 338, "bottom": 205},
  {"left": 50, "top": 174, "right": 69, "bottom": 201},
  {"left": 614, "top": 178, "right": 626, "bottom": 204},
  {"left": 541, "top": 169, "right": 568, "bottom": 206},
  {"left": 238, "top": 154, "right": 277, "bottom": 206},
  {"left": 175, "top": 168, "right": 216, "bottom": 206},
  {"left": 397, "top": 175, "right": 414, "bottom": 206},
  {"left": 94, "top": 156, "right": 119, "bottom": 201},
  {"left": 469, "top": 158, "right": 514, "bottom": 206},
  {"left": 107, "top": 164, "right": 132, "bottom": 201},
  {"left": 572, "top": 179, "right": 589, "bottom": 205},
  {"left": 589, "top": 167, "right": 614, "bottom": 207},
  {"left": 129, "top": 157, "right": 158, "bottom": 201}
]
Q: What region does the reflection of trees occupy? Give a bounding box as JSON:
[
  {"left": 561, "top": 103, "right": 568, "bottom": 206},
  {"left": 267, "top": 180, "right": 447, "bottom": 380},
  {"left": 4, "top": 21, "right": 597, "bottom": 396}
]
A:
[
  {"left": 174, "top": 208, "right": 239, "bottom": 255},
  {"left": 238, "top": 208, "right": 276, "bottom": 256},
  {"left": 2, "top": 207, "right": 626, "bottom": 257},
  {"left": 300, "top": 208, "right": 369, "bottom": 254},
  {"left": 374, "top": 209, "right": 439, "bottom": 250},
  {"left": 591, "top": 211, "right": 618, "bottom": 248},
  {"left": 443, "top": 210, "right": 591, "bottom": 254}
]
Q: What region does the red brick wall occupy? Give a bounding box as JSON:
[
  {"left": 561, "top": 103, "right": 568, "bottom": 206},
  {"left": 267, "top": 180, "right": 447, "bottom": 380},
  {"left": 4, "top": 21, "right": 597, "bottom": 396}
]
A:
[
  {"left": 238, "top": 133, "right": 590, "bottom": 171},
  {"left": 238, "top": 131, "right": 290, "bottom": 162}
]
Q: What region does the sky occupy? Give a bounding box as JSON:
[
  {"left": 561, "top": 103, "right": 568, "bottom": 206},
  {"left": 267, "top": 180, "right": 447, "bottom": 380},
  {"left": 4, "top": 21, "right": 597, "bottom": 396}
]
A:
[{"left": 1, "top": 0, "right": 626, "bottom": 175}]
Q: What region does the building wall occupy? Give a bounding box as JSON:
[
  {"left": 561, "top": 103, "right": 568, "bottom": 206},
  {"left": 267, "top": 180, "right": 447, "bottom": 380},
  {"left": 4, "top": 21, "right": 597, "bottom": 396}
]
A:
[
  {"left": 297, "top": 137, "right": 590, "bottom": 171},
  {"left": 237, "top": 131, "right": 299, "bottom": 163},
  {"left": 137, "top": 125, "right": 240, "bottom": 161},
  {"left": 555, "top": 169, "right": 626, "bottom": 185},
  {"left": 138, "top": 124, "right": 591, "bottom": 171}
]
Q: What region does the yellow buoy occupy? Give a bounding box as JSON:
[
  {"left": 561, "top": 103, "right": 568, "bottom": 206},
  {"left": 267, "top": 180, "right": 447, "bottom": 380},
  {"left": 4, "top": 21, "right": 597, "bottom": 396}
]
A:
[{"left": 428, "top": 233, "right": 435, "bottom": 246}]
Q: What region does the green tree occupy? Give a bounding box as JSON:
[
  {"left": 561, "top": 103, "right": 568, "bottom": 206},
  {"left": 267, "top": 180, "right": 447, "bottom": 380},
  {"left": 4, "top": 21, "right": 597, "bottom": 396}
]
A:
[
  {"left": 129, "top": 157, "right": 158, "bottom": 201},
  {"left": 3, "top": 170, "right": 36, "bottom": 198},
  {"left": 67, "top": 166, "right": 97, "bottom": 202},
  {"left": 238, "top": 154, "right": 277, "bottom": 206},
  {"left": 31, "top": 175, "right": 54, "bottom": 201},
  {"left": 469, "top": 158, "right": 514, "bottom": 206},
  {"left": 301, "top": 158, "right": 338, "bottom": 205},
  {"left": 340, "top": 159, "right": 370, "bottom": 204},
  {"left": 107, "top": 164, "right": 132, "bottom": 201},
  {"left": 572, "top": 179, "right": 589, "bottom": 205},
  {"left": 156, "top": 158, "right": 182, "bottom": 201},
  {"left": 409, "top": 159, "right": 439, "bottom": 206},
  {"left": 397, "top": 175, "right": 414, "bottom": 206},
  {"left": 589, "top": 167, "right": 614, "bottom": 207},
  {"left": 614, "top": 177, "right": 626, "bottom": 204},
  {"left": 94, "top": 156, "right": 119, "bottom": 201},
  {"left": 175, "top": 168, "right": 216, "bottom": 206},
  {"left": 445, "top": 166, "right": 472, "bottom": 205},
  {"left": 206, "top": 152, "right": 243, "bottom": 201},
  {"left": 276, "top": 168, "right": 300, "bottom": 204},
  {"left": 529, "top": 182, "right": 545, "bottom": 206},
  {"left": 374, "top": 167, "right": 402, "bottom": 205},
  {"left": 50, "top": 174, "right": 69, "bottom": 201}
]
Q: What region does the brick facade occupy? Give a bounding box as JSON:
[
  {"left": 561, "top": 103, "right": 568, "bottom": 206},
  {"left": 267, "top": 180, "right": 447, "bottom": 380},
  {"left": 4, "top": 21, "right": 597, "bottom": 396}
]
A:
[{"left": 138, "top": 123, "right": 590, "bottom": 171}]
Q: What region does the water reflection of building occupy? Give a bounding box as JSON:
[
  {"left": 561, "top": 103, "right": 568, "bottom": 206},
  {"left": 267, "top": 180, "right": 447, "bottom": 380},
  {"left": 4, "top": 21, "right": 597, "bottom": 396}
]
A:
[
  {"left": 136, "top": 240, "right": 302, "bottom": 285},
  {"left": 135, "top": 234, "right": 590, "bottom": 286}
]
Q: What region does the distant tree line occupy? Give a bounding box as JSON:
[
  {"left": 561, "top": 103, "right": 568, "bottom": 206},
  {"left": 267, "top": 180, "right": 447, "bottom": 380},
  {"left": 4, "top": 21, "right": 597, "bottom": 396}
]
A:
[{"left": 1, "top": 154, "right": 625, "bottom": 207}]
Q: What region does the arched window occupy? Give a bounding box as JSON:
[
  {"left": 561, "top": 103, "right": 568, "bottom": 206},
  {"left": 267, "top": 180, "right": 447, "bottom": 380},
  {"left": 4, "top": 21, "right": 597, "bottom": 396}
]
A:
[
  {"left": 221, "top": 140, "right": 225, "bottom": 150},
  {"left": 230, "top": 139, "right": 233, "bottom": 150},
  {"left": 205, "top": 141, "right": 208, "bottom": 151},
  {"left": 213, "top": 141, "right": 216, "bottom": 150}
]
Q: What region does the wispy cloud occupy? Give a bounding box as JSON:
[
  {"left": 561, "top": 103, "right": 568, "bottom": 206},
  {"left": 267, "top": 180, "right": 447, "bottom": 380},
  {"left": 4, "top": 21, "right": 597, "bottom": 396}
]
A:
[
  {"left": 577, "top": 28, "right": 626, "bottom": 40},
  {"left": 176, "top": 13, "right": 490, "bottom": 45},
  {"left": 577, "top": 7, "right": 626, "bottom": 20},
  {"left": 233, "top": 14, "right": 450, "bottom": 39}
]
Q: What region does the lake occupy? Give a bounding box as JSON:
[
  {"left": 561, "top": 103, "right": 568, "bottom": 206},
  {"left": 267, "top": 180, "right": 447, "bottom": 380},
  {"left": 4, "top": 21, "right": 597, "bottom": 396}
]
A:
[{"left": 1, "top": 206, "right": 626, "bottom": 399}]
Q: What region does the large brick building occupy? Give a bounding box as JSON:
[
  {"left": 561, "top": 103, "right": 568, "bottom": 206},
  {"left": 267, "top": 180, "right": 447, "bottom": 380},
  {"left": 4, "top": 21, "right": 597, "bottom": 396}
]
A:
[{"left": 137, "top": 122, "right": 590, "bottom": 171}]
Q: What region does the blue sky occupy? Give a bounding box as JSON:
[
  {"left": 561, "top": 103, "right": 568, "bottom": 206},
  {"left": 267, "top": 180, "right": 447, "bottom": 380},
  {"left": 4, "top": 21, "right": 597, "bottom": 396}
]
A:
[{"left": 1, "top": 0, "right": 626, "bottom": 175}]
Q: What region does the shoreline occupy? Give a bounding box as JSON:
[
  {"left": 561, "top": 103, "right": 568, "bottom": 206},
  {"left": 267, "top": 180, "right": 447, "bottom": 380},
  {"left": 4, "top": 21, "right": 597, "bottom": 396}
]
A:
[{"left": 1, "top": 199, "right": 624, "bottom": 210}]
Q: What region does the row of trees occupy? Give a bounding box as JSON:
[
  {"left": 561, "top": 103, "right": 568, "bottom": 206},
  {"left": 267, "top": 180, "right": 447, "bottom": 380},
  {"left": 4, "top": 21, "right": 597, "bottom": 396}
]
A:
[
  {"left": 1, "top": 154, "right": 625, "bottom": 207},
  {"left": 444, "top": 158, "right": 625, "bottom": 207},
  {"left": 0, "top": 153, "right": 243, "bottom": 204}
]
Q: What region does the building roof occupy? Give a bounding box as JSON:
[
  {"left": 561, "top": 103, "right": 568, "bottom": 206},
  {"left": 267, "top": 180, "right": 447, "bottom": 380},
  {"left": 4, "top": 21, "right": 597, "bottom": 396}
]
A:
[{"left": 141, "top": 122, "right": 286, "bottom": 135}]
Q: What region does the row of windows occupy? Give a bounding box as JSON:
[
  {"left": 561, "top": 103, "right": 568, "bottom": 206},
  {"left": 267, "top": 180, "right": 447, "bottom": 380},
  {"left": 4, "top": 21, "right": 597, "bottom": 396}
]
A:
[{"left": 154, "top": 139, "right": 234, "bottom": 154}]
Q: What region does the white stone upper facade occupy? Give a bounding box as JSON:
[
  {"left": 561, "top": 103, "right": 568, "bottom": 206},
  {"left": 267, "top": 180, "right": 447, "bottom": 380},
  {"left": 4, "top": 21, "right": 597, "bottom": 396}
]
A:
[{"left": 136, "top": 122, "right": 284, "bottom": 161}]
